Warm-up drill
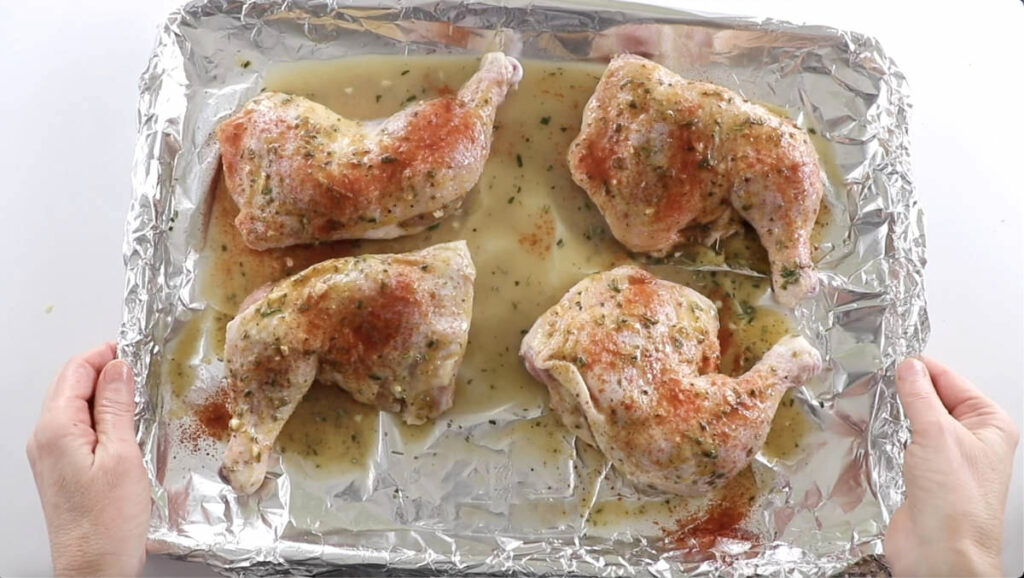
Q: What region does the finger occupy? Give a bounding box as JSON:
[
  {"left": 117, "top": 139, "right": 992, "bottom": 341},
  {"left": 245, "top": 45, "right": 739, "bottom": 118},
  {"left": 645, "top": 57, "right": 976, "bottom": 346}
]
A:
[
  {"left": 895, "top": 357, "right": 946, "bottom": 431},
  {"left": 44, "top": 342, "right": 116, "bottom": 407},
  {"left": 920, "top": 357, "right": 997, "bottom": 422},
  {"left": 921, "top": 356, "right": 1007, "bottom": 434},
  {"left": 40, "top": 343, "right": 117, "bottom": 446},
  {"left": 92, "top": 359, "right": 138, "bottom": 451}
]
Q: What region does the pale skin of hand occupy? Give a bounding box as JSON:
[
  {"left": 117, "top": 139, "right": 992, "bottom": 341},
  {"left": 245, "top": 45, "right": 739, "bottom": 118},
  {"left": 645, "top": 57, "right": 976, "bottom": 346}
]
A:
[
  {"left": 885, "top": 357, "right": 1020, "bottom": 577},
  {"left": 22, "top": 346, "right": 1020, "bottom": 577},
  {"left": 26, "top": 343, "right": 150, "bottom": 577}
]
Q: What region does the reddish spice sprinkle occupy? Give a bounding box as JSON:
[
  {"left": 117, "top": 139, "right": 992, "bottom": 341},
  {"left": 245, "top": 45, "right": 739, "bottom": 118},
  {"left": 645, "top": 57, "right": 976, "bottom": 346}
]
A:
[
  {"left": 197, "top": 387, "right": 232, "bottom": 442},
  {"left": 180, "top": 387, "right": 233, "bottom": 453},
  {"left": 518, "top": 210, "right": 555, "bottom": 257},
  {"left": 663, "top": 468, "right": 760, "bottom": 551}
]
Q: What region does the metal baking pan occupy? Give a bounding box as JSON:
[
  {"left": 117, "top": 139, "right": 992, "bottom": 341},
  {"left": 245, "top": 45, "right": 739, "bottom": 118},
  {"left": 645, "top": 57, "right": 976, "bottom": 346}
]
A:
[{"left": 120, "top": 1, "right": 925, "bottom": 575}]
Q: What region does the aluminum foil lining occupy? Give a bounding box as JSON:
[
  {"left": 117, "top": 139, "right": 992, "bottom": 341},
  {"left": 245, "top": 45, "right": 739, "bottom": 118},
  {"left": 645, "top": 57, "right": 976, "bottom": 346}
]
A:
[{"left": 119, "top": 0, "right": 927, "bottom": 575}]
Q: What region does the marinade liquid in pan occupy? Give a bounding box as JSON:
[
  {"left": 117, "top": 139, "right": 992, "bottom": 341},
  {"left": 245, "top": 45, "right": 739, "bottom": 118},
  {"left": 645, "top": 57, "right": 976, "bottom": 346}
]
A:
[{"left": 162, "top": 55, "right": 833, "bottom": 525}]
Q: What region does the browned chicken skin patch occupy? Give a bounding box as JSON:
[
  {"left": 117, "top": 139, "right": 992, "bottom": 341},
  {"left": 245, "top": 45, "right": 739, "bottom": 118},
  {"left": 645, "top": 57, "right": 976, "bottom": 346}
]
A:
[{"left": 568, "top": 54, "right": 824, "bottom": 306}]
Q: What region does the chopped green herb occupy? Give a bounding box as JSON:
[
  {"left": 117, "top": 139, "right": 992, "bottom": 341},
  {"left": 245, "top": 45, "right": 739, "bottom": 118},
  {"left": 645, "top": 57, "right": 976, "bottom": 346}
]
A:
[
  {"left": 780, "top": 267, "right": 801, "bottom": 289},
  {"left": 540, "top": 116, "right": 551, "bottom": 125},
  {"left": 737, "top": 303, "right": 757, "bottom": 324},
  {"left": 426, "top": 223, "right": 441, "bottom": 231},
  {"left": 380, "top": 154, "right": 398, "bottom": 163},
  {"left": 516, "top": 154, "right": 523, "bottom": 168},
  {"left": 405, "top": 94, "right": 416, "bottom": 103},
  {"left": 556, "top": 238, "right": 565, "bottom": 248},
  {"left": 368, "top": 373, "right": 383, "bottom": 381},
  {"left": 507, "top": 196, "right": 515, "bottom": 204},
  {"left": 400, "top": 69, "right": 410, "bottom": 76},
  {"left": 375, "top": 94, "right": 382, "bottom": 103}
]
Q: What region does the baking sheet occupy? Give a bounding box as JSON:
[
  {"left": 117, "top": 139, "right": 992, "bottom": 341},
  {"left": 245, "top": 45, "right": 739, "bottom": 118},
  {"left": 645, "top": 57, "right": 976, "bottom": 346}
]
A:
[{"left": 119, "top": 1, "right": 926, "bottom": 575}]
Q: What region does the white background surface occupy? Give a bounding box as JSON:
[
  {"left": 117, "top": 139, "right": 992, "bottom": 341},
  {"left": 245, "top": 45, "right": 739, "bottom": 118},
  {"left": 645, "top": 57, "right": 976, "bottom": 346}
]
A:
[{"left": 1, "top": 0, "right": 1021, "bottom": 576}]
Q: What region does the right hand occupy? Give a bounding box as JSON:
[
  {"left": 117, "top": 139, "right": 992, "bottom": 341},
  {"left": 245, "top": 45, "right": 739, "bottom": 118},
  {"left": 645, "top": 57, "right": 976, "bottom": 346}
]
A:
[{"left": 884, "top": 357, "right": 1019, "bottom": 577}]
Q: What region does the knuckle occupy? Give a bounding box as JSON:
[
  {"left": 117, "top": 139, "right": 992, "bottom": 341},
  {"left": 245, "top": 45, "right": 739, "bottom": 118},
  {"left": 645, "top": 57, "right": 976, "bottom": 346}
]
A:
[
  {"left": 95, "top": 395, "right": 132, "bottom": 418},
  {"left": 60, "top": 356, "right": 91, "bottom": 379},
  {"left": 25, "top": 436, "right": 38, "bottom": 464},
  {"left": 1000, "top": 417, "right": 1021, "bottom": 447},
  {"left": 29, "top": 421, "right": 82, "bottom": 457},
  {"left": 982, "top": 408, "right": 1021, "bottom": 446},
  {"left": 30, "top": 426, "right": 58, "bottom": 454},
  {"left": 901, "top": 390, "right": 933, "bottom": 406}
]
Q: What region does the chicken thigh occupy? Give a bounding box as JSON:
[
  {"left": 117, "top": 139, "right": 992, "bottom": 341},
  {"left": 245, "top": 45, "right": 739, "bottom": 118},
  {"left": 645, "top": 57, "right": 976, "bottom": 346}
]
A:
[
  {"left": 218, "top": 52, "right": 523, "bottom": 250},
  {"left": 568, "top": 55, "right": 823, "bottom": 306},
  {"left": 221, "top": 241, "right": 475, "bottom": 494},
  {"left": 520, "top": 265, "right": 821, "bottom": 495}
]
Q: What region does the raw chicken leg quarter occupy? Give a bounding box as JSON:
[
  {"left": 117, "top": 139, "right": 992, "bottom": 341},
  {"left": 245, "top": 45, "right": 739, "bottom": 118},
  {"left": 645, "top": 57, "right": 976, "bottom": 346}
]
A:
[
  {"left": 221, "top": 241, "right": 475, "bottom": 494},
  {"left": 218, "top": 52, "right": 523, "bottom": 249},
  {"left": 568, "top": 54, "right": 824, "bottom": 306},
  {"left": 520, "top": 265, "right": 822, "bottom": 495}
]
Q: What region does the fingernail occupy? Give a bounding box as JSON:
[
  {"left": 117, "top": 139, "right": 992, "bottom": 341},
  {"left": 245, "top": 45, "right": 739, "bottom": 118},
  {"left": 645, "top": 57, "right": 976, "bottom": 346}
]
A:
[
  {"left": 101, "top": 360, "right": 133, "bottom": 392},
  {"left": 897, "top": 357, "right": 926, "bottom": 383}
]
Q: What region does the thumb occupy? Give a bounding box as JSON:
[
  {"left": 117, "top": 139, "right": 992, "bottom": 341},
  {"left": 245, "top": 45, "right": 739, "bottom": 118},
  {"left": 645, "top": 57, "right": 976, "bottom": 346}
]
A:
[
  {"left": 93, "top": 359, "right": 138, "bottom": 449},
  {"left": 895, "top": 357, "right": 946, "bottom": 433}
]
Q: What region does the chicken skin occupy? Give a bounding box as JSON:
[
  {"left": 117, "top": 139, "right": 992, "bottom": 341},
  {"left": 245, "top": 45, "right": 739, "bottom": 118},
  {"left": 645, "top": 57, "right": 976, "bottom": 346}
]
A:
[
  {"left": 520, "top": 265, "right": 821, "bottom": 495},
  {"left": 217, "top": 52, "right": 523, "bottom": 250},
  {"left": 221, "top": 241, "right": 475, "bottom": 494},
  {"left": 568, "top": 55, "right": 823, "bottom": 306}
]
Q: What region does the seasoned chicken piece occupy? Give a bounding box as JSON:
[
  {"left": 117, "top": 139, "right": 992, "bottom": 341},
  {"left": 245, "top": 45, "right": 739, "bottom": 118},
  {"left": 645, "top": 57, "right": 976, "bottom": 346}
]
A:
[
  {"left": 221, "top": 241, "right": 475, "bottom": 494},
  {"left": 218, "top": 52, "right": 523, "bottom": 250},
  {"left": 568, "top": 55, "right": 824, "bottom": 306},
  {"left": 520, "top": 265, "right": 821, "bottom": 495}
]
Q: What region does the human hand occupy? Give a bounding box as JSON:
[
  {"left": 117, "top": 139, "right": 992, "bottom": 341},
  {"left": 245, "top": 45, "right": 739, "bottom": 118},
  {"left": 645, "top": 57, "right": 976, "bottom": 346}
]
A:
[
  {"left": 26, "top": 343, "right": 150, "bottom": 577},
  {"left": 884, "top": 357, "right": 1020, "bottom": 577}
]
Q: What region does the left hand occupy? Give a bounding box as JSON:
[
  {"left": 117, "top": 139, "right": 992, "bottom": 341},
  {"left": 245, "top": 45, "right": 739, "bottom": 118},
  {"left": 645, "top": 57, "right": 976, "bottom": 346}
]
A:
[{"left": 26, "top": 343, "right": 151, "bottom": 577}]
